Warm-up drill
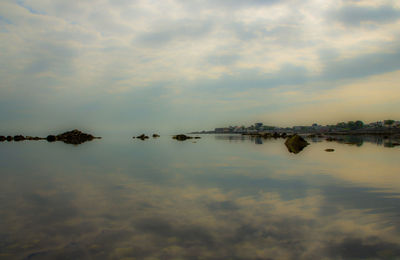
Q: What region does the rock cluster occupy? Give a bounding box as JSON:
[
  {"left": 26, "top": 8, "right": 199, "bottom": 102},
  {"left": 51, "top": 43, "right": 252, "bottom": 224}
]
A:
[
  {"left": 135, "top": 134, "right": 149, "bottom": 140},
  {"left": 0, "top": 135, "right": 44, "bottom": 142}
]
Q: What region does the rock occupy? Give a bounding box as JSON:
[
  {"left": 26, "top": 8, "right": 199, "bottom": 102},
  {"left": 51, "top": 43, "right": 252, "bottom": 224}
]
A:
[
  {"left": 55, "top": 129, "right": 99, "bottom": 144},
  {"left": 0, "top": 136, "right": 5, "bottom": 142},
  {"left": 137, "top": 134, "right": 149, "bottom": 140},
  {"left": 152, "top": 134, "right": 160, "bottom": 138},
  {"left": 46, "top": 135, "right": 57, "bottom": 142},
  {"left": 13, "top": 135, "right": 26, "bottom": 142},
  {"left": 285, "top": 134, "right": 309, "bottom": 154},
  {"left": 6, "top": 136, "right": 13, "bottom": 142},
  {"left": 392, "top": 142, "right": 400, "bottom": 146},
  {"left": 173, "top": 134, "right": 193, "bottom": 141},
  {"left": 26, "top": 136, "right": 43, "bottom": 141},
  {"left": 281, "top": 133, "right": 287, "bottom": 138},
  {"left": 272, "top": 132, "right": 280, "bottom": 138},
  {"left": 325, "top": 149, "right": 335, "bottom": 152},
  {"left": 194, "top": 136, "right": 201, "bottom": 139}
]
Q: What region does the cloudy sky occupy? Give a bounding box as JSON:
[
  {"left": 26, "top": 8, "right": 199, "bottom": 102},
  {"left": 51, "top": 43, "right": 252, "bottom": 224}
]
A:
[{"left": 1, "top": 0, "right": 400, "bottom": 134}]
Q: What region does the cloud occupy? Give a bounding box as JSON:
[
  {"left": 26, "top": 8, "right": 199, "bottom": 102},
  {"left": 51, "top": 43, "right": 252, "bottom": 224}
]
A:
[
  {"left": 0, "top": 0, "right": 400, "bottom": 132},
  {"left": 330, "top": 4, "right": 400, "bottom": 26}
]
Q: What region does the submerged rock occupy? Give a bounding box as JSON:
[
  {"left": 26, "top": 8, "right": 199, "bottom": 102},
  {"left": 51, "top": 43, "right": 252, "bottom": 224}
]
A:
[
  {"left": 194, "top": 136, "right": 201, "bottom": 139},
  {"left": 285, "top": 134, "right": 309, "bottom": 154},
  {"left": 6, "top": 136, "right": 13, "bottom": 142},
  {"left": 0, "top": 136, "right": 6, "bottom": 142},
  {"left": 152, "top": 134, "right": 160, "bottom": 138},
  {"left": 173, "top": 134, "right": 193, "bottom": 141},
  {"left": 325, "top": 149, "right": 335, "bottom": 152}
]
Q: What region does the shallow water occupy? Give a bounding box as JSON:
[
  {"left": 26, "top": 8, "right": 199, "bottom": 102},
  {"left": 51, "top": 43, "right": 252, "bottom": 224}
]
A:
[{"left": 1, "top": 135, "right": 400, "bottom": 259}]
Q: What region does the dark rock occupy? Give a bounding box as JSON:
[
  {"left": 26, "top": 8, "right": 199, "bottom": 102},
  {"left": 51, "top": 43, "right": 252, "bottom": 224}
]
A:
[
  {"left": 152, "top": 134, "right": 160, "bottom": 138},
  {"left": 6, "top": 136, "right": 13, "bottom": 142},
  {"left": 26, "top": 136, "right": 43, "bottom": 140},
  {"left": 0, "top": 136, "right": 5, "bottom": 142},
  {"left": 14, "top": 135, "right": 26, "bottom": 141},
  {"left": 194, "top": 136, "right": 201, "bottom": 139},
  {"left": 325, "top": 149, "right": 335, "bottom": 152},
  {"left": 173, "top": 134, "right": 193, "bottom": 141},
  {"left": 46, "top": 135, "right": 57, "bottom": 142},
  {"left": 392, "top": 142, "right": 400, "bottom": 146},
  {"left": 285, "top": 134, "right": 309, "bottom": 154},
  {"left": 56, "top": 129, "right": 99, "bottom": 144},
  {"left": 272, "top": 132, "right": 280, "bottom": 138},
  {"left": 137, "top": 134, "right": 149, "bottom": 140},
  {"left": 281, "top": 133, "right": 287, "bottom": 138}
]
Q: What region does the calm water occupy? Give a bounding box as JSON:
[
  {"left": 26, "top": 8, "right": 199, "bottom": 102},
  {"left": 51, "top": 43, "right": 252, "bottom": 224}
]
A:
[{"left": 1, "top": 135, "right": 400, "bottom": 260}]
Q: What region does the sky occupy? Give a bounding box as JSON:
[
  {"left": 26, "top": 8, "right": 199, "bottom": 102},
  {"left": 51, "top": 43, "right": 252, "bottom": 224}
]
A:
[{"left": 1, "top": 0, "right": 400, "bottom": 135}]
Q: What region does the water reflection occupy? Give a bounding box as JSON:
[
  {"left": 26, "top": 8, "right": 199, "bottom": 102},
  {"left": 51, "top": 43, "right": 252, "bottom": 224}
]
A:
[
  {"left": 214, "top": 134, "right": 400, "bottom": 148},
  {"left": 0, "top": 136, "right": 399, "bottom": 259}
]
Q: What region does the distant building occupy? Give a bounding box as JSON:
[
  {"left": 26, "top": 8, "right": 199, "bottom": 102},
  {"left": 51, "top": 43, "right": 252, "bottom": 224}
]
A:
[{"left": 255, "top": 123, "right": 263, "bottom": 129}]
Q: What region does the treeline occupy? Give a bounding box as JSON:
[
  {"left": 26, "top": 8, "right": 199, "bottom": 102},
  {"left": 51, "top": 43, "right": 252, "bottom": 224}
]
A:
[{"left": 328, "top": 119, "right": 396, "bottom": 130}]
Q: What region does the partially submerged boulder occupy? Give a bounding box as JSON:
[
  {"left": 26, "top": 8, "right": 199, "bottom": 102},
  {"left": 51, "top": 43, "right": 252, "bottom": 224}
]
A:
[
  {"left": 152, "top": 134, "right": 160, "bottom": 138},
  {"left": 0, "top": 136, "right": 5, "bottom": 142},
  {"left": 285, "top": 134, "right": 309, "bottom": 154},
  {"left": 6, "top": 136, "right": 13, "bottom": 142},
  {"left": 325, "top": 148, "right": 335, "bottom": 152},
  {"left": 46, "top": 130, "right": 100, "bottom": 144},
  {"left": 173, "top": 134, "right": 193, "bottom": 141}
]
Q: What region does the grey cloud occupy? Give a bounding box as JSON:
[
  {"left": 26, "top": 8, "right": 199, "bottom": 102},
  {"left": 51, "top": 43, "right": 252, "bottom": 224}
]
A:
[
  {"left": 206, "top": 53, "right": 240, "bottom": 66},
  {"left": 330, "top": 5, "right": 400, "bottom": 26},
  {"left": 134, "top": 19, "right": 214, "bottom": 46},
  {"left": 178, "top": 0, "right": 284, "bottom": 11},
  {"left": 325, "top": 237, "right": 400, "bottom": 259},
  {"left": 320, "top": 48, "right": 400, "bottom": 81},
  {"left": 23, "top": 42, "right": 77, "bottom": 75},
  {"left": 194, "top": 46, "right": 400, "bottom": 94},
  {"left": 193, "top": 64, "right": 309, "bottom": 92}
]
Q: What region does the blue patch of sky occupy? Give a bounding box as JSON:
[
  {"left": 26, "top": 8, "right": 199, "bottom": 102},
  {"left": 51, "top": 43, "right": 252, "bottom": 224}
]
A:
[
  {"left": 0, "top": 15, "right": 12, "bottom": 25},
  {"left": 16, "top": 0, "right": 46, "bottom": 15}
]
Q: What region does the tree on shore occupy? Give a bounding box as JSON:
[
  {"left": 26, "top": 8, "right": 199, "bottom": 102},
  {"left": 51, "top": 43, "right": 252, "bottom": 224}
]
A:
[{"left": 384, "top": 120, "right": 395, "bottom": 126}]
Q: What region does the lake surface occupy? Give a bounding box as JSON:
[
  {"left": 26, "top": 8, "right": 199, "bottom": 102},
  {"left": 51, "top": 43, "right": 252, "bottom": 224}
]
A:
[{"left": 1, "top": 135, "right": 400, "bottom": 259}]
